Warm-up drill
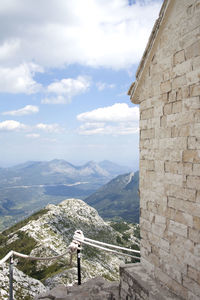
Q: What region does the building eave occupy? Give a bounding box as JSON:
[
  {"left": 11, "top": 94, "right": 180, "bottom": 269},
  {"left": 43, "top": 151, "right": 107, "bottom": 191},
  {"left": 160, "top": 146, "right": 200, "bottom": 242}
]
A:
[{"left": 128, "top": 0, "right": 171, "bottom": 104}]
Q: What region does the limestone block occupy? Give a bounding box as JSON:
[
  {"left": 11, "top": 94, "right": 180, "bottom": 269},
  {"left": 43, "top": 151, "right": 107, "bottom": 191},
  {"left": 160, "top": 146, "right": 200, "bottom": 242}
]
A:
[
  {"left": 192, "top": 55, "right": 200, "bottom": 69},
  {"left": 188, "top": 291, "right": 200, "bottom": 300},
  {"left": 195, "top": 110, "right": 200, "bottom": 122},
  {"left": 194, "top": 244, "right": 200, "bottom": 257},
  {"left": 140, "top": 128, "right": 155, "bottom": 140},
  {"left": 154, "top": 160, "right": 164, "bottom": 173},
  {"left": 163, "top": 103, "right": 172, "bottom": 115},
  {"left": 173, "top": 60, "right": 192, "bottom": 78},
  {"left": 172, "top": 75, "right": 187, "bottom": 89},
  {"left": 168, "top": 90, "right": 177, "bottom": 102},
  {"left": 154, "top": 105, "right": 164, "bottom": 117},
  {"left": 168, "top": 220, "right": 188, "bottom": 237},
  {"left": 141, "top": 107, "right": 154, "bottom": 120},
  {"left": 174, "top": 210, "right": 193, "bottom": 227},
  {"left": 183, "top": 276, "right": 200, "bottom": 297},
  {"left": 166, "top": 206, "right": 176, "bottom": 220},
  {"left": 156, "top": 148, "right": 183, "bottom": 161},
  {"left": 165, "top": 172, "right": 184, "bottom": 186},
  {"left": 168, "top": 197, "right": 200, "bottom": 217},
  {"left": 184, "top": 251, "right": 200, "bottom": 271},
  {"left": 186, "top": 69, "right": 200, "bottom": 85},
  {"left": 183, "top": 97, "right": 200, "bottom": 111},
  {"left": 197, "top": 191, "right": 200, "bottom": 203},
  {"left": 140, "top": 217, "right": 152, "bottom": 232},
  {"left": 154, "top": 267, "right": 188, "bottom": 300},
  {"left": 160, "top": 137, "right": 187, "bottom": 150},
  {"left": 193, "top": 216, "right": 200, "bottom": 230},
  {"left": 165, "top": 161, "right": 192, "bottom": 175},
  {"left": 173, "top": 49, "right": 185, "bottom": 65},
  {"left": 140, "top": 159, "right": 155, "bottom": 171},
  {"left": 160, "top": 80, "right": 171, "bottom": 93},
  {"left": 155, "top": 215, "right": 166, "bottom": 225},
  {"left": 188, "top": 266, "right": 200, "bottom": 285},
  {"left": 141, "top": 239, "right": 151, "bottom": 253},
  {"left": 152, "top": 223, "right": 166, "bottom": 238},
  {"left": 155, "top": 127, "right": 171, "bottom": 138},
  {"left": 175, "top": 88, "right": 182, "bottom": 101},
  {"left": 140, "top": 119, "right": 148, "bottom": 130},
  {"left": 148, "top": 253, "right": 160, "bottom": 268},
  {"left": 190, "top": 83, "right": 200, "bottom": 96},
  {"left": 183, "top": 150, "right": 200, "bottom": 163},
  {"left": 172, "top": 101, "right": 182, "bottom": 113},
  {"left": 181, "top": 86, "right": 190, "bottom": 99},
  {"left": 160, "top": 115, "right": 167, "bottom": 127},
  {"left": 185, "top": 39, "right": 200, "bottom": 59},
  {"left": 162, "top": 92, "right": 168, "bottom": 103},
  {"left": 159, "top": 238, "right": 170, "bottom": 253},
  {"left": 188, "top": 137, "right": 200, "bottom": 150},
  {"left": 189, "top": 227, "right": 200, "bottom": 243},
  {"left": 192, "top": 123, "right": 200, "bottom": 138},
  {"left": 167, "top": 185, "right": 196, "bottom": 202},
  {"left": 186, "top": 175, "right": 200, "bottom": 189},
  {"left": 167, "top": 111, "right": 195, "bottom": 127},
  {"left": 192, "top": 164, "right": 200, "bottom": 176},
  {"left": 161, "top": 261, "right": 183, "bottom": 284}
]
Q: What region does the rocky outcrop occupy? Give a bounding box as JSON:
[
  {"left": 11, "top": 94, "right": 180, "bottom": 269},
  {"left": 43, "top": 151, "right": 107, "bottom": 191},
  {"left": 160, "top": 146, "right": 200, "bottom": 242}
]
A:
[
  {"left": 35, "top": 277, "right": 119, "bottom": 300},
  {"left": 0, "top": 198, "right": 138, "bottom": 299},
  {"left": 0, "top": 263, "right": 46, "bottom": 300}
]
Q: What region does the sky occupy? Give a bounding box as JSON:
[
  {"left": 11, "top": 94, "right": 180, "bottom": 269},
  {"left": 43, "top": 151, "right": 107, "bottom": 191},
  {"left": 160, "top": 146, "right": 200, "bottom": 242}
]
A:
[{"left": 0, "top": 0, "right": 163, "bottom": 169}]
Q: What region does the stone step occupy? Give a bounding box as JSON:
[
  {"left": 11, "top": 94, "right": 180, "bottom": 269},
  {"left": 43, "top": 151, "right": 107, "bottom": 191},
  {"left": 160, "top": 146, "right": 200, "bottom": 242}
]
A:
[{"left": 34, "top": 277, "right": 119, "bottom": 300}]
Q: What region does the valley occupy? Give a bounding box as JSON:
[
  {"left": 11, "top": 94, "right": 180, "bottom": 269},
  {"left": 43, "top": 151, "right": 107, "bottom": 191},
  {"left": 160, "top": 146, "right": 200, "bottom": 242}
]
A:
[{"left": 0, "top": 159, "right": 135, "bottom": 231}]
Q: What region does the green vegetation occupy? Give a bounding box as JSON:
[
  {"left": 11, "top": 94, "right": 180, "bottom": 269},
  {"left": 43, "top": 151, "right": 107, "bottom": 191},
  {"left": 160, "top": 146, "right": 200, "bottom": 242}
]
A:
[
  {"left": 85, "top": 172, "right": 139, "bottom": 223},
  {"left": 110, "top": 221, "right": 130, "bottom": 233},
  {"left": 0, "top": 231, "right": 37, "bottom": 259},
  {"left": 133, "top": 225, "right": 140, "bottom": 240},
  {"left": 1, "top": 208, "right": 49, "bottom": 236}
]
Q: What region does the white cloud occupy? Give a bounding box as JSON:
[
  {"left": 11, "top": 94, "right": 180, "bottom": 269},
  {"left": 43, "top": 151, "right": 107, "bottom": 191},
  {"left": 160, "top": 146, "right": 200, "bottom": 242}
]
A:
[
  {"left": 42, "top": 95, "right": 66, "bottom": 105},
  {"left": 78, "top": 122, "right": 139, "bottom": 136},
  {"left": 77, "top": 103, "right": 139, "bottom": 135},
  {"left": 0, "top": 0, "right": 162, "bottom": 69},
  {"left": 2, "top": 105, "right": 39, "bottom": 116},
  {"left": 0, "top": 63, "right": 42, "bottom": 94},
  {"left": 36, "top": 123, "right": 63, "bottom": 133},
  {"left": 0, "top": 39, "right": 20, "bottom": 61},
  {"left": 77, "top": 103, "right": 139, "bottom": 123},
  {"left": 96, "top": 82, "right": 115, "bottom": 91},
  {"left": 42, "top": 76, "right": 90, "bottom": 104},
  {"left": 0, "top": 120, "right": 26, "bottom": 131},
  {"left": 26, "top": 133, "right": 40, "bottom": 138}
]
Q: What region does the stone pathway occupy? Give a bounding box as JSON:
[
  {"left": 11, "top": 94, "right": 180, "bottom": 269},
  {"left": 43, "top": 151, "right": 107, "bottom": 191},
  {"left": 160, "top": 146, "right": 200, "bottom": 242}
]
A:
[{"left": 35, "top": 277, "right": 119, "bottom": 300}]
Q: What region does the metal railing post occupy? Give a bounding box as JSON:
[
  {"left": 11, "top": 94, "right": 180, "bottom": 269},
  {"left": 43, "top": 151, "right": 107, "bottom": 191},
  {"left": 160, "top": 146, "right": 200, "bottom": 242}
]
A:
[
  {"left": 77, "top": 245, "right": 81, "bottom": 285},
  {"left": 9, "top": 255, "right": 14, "bottom": 300}
]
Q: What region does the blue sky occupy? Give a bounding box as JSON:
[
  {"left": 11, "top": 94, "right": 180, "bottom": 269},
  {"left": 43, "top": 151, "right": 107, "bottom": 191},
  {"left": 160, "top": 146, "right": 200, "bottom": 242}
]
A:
[{"left": 0, "top": 0, "right": 162, "bottom": 168}]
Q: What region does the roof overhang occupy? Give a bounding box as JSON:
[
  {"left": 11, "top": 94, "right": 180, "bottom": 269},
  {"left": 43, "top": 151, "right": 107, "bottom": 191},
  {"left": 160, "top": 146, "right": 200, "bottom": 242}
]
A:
[{"left": 128, "top": 0, "right": 173, "bottom": 104}]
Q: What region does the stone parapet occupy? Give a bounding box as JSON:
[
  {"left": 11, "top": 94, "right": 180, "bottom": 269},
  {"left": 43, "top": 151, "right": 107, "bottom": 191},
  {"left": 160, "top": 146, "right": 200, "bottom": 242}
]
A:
[{"left": 119, "top": 263, "right": 181, "bottom": 300}]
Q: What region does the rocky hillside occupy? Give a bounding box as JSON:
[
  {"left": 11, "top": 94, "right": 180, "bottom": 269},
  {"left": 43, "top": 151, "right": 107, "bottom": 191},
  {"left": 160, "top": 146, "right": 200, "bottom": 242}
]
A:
[
  {"left": 0, "top": 159, "right": 132, "bottom": 231},
  {"left": 0, "top": 198, "right": 139, "bottom": 300},
  {"left": 85, "top": 171, "right": 139, "bottom": 223}
]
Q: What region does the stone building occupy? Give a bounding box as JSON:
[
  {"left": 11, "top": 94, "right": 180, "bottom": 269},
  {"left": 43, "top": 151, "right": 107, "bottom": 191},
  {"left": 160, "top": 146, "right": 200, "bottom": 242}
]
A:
[{"left": 120, "top": 0, "right": 200, "bottom": 299}]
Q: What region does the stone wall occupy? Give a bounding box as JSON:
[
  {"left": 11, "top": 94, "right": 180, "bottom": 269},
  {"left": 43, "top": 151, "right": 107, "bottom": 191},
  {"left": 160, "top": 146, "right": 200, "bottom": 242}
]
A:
[{"left": 131, "top": 0, "right": 200, "bottom": 299}]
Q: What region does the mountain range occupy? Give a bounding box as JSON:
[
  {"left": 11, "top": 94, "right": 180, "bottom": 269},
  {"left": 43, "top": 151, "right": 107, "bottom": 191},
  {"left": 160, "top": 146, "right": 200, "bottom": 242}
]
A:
[
  {"left": 85, "top": 171, "right": 139, "bottom": 223},
  {"left": 0, "top": 160, "right": 132, "bottom": 230}
]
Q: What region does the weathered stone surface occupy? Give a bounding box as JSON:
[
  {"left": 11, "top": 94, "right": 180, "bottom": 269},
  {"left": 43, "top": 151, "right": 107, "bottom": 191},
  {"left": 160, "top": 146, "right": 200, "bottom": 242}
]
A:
[
  {"left": 173, "top": 49, "right": 185, "bottom": 65},
  {"left": 35, "top": 277, "right": 119, "bottom": 300},
  {"left": 119, "top": 263, "right": 181, "bottom": 300},
  {"left": 128, "top": 0, "right": 200, "bottom": 298}
]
